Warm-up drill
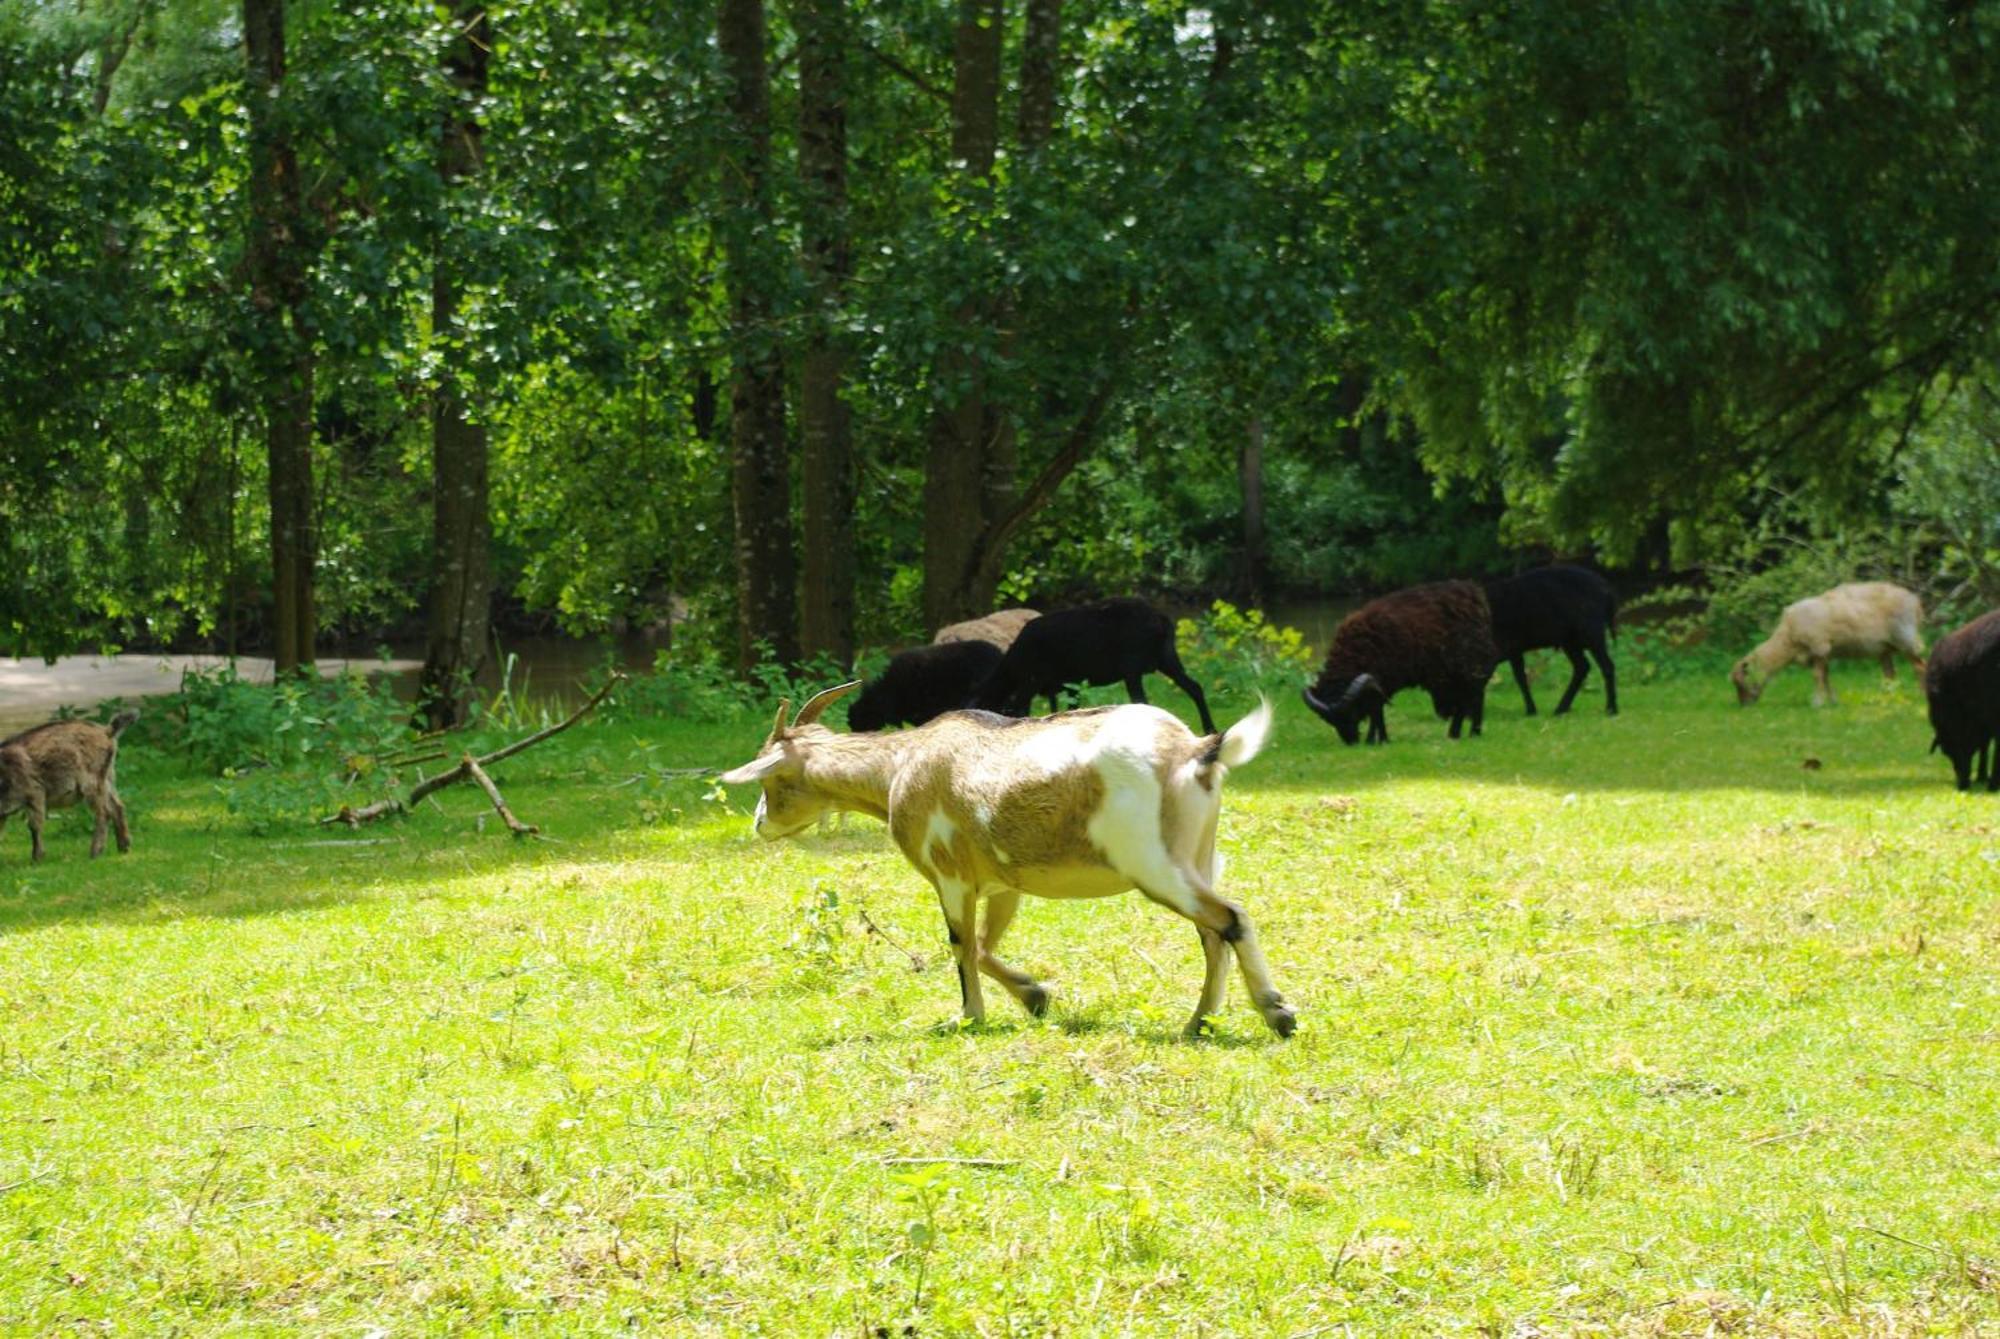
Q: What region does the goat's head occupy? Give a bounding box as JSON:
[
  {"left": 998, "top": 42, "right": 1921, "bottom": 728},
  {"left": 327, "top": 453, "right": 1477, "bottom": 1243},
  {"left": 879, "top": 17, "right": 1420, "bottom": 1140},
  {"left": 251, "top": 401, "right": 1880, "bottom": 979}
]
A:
[
  {"left": 1729, "top": 658, "right": 1761, "bottom": 706},
  {"left": 717, "top": 681, "right": 862, "bottom": 838},
  {"left": 1302, "top": 675, "right": 1380, "bottom": 746}
]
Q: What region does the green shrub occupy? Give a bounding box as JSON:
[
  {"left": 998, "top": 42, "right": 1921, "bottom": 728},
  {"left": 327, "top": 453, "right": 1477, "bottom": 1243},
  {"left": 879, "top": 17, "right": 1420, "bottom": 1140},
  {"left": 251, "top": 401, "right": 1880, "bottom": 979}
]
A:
[
  {"left": 615, "top": 646, "right": 888, "bottom": 727},
  {"left": 173, "top": 665, "right": 412, "bottom": 775},
  {"left": 1175, "top": 601, "right": 1317, "bottom": 702}
]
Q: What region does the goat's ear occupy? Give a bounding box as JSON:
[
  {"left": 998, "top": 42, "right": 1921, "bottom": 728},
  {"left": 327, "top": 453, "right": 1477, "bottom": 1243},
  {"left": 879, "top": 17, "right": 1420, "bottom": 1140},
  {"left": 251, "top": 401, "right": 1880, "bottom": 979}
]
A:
[
  {"left": 718, "top": 751, "right": 786, "bottom": 785},
  {"left": 792, "top": 679, "right": 862, "bottom": 727}
]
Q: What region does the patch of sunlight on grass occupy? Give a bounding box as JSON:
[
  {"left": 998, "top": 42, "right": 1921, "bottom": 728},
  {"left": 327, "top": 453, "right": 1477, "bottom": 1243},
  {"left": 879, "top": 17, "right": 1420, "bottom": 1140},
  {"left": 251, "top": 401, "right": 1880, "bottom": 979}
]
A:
[{"left": 0, "top": 662, "right": 1994, "bottom": 1333}]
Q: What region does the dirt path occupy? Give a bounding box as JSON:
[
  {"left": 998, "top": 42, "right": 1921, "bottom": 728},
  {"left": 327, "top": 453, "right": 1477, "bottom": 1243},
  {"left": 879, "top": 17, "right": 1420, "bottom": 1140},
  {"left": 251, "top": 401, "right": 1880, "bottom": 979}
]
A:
[{"left": 0, "top": 656, "right": 421, "bottom": 736}]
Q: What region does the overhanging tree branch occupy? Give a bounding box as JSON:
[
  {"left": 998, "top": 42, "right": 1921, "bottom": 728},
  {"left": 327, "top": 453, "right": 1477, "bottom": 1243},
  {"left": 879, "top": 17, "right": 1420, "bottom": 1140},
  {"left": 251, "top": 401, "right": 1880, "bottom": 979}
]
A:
[{"left": 970, "top": 377, "right": 1119, "bottom": 590}]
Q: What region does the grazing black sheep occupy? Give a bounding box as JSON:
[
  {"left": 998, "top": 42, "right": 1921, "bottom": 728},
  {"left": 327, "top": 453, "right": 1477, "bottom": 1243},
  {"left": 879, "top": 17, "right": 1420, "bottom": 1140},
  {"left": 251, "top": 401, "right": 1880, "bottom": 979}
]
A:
[
  {"left": 1485, "top": 565, "right": 1619, "bottom": 716},
  {"left": 847, "top": 641, "right": 1004, "bottom": 733},
  {"left": 1303, "top": 581, "right": 1497, "bottom": 744},
  {"left": 1925, "top": 609, "right": 2000, "bottom": 792},
  {"left": 970, "top": 597, "right": 1216, "bottom": 734}
]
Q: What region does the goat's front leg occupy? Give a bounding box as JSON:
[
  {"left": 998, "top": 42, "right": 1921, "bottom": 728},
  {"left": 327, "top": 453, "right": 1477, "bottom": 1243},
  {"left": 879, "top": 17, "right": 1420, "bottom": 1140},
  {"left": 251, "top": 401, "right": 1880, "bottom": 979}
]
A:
[
  {"left": 977, "top": 889, "right": 1049, "bottom": 1017},
  {"left": 1811, "top": 657, "right": 1834, "bottom": 706},
  {"left": 933, "top": 881, "right": 985, "bottom": 1023}
]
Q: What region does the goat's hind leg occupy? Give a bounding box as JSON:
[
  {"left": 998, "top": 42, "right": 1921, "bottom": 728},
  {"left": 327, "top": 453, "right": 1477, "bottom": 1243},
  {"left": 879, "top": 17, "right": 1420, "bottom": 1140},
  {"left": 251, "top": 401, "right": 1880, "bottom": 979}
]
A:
[
  {"left": 977, "top": 889, "right": 1049, "bottom": 1017},
  {"left": 110, "top": 791, "right": 130, "bottom": 853},
  {"left": 1135, "top": 862, "right": 1294, "bottom": 1039}
]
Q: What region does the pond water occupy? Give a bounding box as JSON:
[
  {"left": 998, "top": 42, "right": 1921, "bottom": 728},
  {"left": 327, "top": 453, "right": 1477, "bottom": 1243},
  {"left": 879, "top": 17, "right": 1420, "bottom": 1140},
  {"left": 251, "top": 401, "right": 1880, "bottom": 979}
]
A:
[{"left": 0, "top": 602, "right": 1360, "bottom": 736}]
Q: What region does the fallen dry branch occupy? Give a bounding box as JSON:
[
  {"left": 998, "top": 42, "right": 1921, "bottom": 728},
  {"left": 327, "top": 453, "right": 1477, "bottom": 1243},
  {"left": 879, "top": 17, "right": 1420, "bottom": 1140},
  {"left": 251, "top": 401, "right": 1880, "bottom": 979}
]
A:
[
  {"left": 466, "top": 757, "right": 538, "bottom": 837},
  {"left": 321, "top": 673, "right": 623, "bottom": 831}
]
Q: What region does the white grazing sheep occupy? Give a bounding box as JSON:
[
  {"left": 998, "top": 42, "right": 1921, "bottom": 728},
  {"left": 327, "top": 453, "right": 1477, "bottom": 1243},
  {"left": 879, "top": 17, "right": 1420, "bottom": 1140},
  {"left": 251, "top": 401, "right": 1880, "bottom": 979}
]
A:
[
  {"left": 1731, "top": 581, "right": 1926, "bottom": 706},
  {"left": 932, "top": 607, "right": 1040, "bottom": 651},
  {"left": 718, "top": 682, "right": 1294, "bottom": 1038}
]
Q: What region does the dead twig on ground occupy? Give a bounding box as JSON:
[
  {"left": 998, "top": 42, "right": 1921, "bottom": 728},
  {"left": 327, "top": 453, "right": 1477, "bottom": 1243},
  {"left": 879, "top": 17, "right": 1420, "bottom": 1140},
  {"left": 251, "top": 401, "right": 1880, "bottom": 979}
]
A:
[
  {"left": 466, "top": 757, "right": 538, "bottom": 837},
  {"left": 320, "top": 674, "right": 623, "bottom": 832},
  {"left": 858, "top": 908, "right": 928, "bottom": 972}
]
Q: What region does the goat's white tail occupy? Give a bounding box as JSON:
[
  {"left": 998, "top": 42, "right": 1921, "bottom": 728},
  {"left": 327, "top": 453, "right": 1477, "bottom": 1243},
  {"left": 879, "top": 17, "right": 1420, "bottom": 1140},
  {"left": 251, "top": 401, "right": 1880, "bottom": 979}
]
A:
[{"left": 1216, "top": 696, "right": 1273, "bottom": 769}]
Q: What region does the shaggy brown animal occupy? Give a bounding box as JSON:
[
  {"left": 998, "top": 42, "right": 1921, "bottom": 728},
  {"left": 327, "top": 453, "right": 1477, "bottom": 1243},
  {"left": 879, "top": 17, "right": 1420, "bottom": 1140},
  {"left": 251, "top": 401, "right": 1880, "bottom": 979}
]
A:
[
  {"left": 0, "top": 708, "right": 139, "bottom": 862},
  {"left": 1303, "top": 581, "right": 1498, "bottom": 744},
  {"left": 1925, "top": 608, "right": 2000, "bottom": 792}
]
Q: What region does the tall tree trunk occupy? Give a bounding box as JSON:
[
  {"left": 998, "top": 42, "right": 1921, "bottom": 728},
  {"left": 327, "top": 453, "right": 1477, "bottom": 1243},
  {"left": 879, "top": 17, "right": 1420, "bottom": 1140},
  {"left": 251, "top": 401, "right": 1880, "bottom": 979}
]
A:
[
  {"left": 719, "top": 0, "right": 799, "bottom": 670},
  {"left": 1017, "top": 0, "right": 1062, "bottom": 148},
  {"left": 417, "top": 0, "right": 493, "bottom": 729},
  {"left": 923, "top": 0, "right": 1005, "bottom": 628},
  {"left": 242, "top": 0, "right": 316, "bottom": 672},
  {"left": 795, "top": 0, "right": 856, "bottom": 666},
  {"left": 1239, "top": 413, "right": 1266, "bottom": 605},
  {"left": 978, "top": 0, "right": 1061, "bottom": 554}
]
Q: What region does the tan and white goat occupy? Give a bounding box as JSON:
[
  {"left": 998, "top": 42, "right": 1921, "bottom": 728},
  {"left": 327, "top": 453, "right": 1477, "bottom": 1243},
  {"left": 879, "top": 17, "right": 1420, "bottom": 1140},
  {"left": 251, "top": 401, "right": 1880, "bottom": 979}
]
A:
[
  {"left": 1731, "top": 581, "right": 1926, "bottom": 706},
  {"left": 718, "top": 683, "right": 1295, "bottom": 1038}
]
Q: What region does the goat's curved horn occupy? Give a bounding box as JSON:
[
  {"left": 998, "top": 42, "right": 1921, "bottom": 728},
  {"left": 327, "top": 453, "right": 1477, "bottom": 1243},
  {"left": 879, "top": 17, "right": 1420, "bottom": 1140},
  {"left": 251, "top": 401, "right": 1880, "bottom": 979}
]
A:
[
  {"left": 792, "top": 680, "right": 863, "bottom": 728},
  {"left": 1335, "top": 673, "right": 1378, "bottom": 708},
  {"left": 1302, "top": 684, "right": 1333, "bottom": 716},
  {"left": 770, "top": 700, "right": 793, "bottom": 739}
]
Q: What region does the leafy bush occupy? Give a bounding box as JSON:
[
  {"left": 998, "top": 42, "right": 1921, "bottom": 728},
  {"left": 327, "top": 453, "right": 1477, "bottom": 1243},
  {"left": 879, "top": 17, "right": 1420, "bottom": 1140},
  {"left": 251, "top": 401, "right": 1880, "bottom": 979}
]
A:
[
  {"left": 1892, "top": 388, "right": 2000, "bottom": 621},
  {"left": 614, "top": 646, "right": 887, "bottom": 726},
  {"left": 1175, "top": 601, "right": 1317, "bottom": 701},
  {"left": 175, "top": 665, "right": 412, "bottom": 774},
  {"left": 612, "top": 655, "right": 754, "bottom": 723}
]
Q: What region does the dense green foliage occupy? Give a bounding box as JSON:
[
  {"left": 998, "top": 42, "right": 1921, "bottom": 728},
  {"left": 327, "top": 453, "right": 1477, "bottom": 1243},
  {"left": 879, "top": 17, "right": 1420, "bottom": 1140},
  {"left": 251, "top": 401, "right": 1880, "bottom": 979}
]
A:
[
  {"left": 2, "top": 666, "right": 1996, "bottom": 1331},
  {"left": 2, "top": 1, "right": 1996, "bottom": 660}
]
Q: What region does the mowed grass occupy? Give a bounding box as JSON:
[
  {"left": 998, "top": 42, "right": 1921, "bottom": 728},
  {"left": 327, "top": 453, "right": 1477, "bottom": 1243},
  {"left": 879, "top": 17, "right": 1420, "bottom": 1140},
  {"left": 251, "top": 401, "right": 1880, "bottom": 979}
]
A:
[{"left": 1, "top": 661, "right": 1996, "bottom": 1335}]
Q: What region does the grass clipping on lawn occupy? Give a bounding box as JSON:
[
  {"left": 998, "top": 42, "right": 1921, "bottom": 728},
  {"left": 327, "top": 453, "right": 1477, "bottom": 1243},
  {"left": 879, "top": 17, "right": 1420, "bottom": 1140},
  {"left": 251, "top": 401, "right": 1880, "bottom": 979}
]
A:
[{"left": 0, "top": 661, "right": 1994, "bottom": 1334}]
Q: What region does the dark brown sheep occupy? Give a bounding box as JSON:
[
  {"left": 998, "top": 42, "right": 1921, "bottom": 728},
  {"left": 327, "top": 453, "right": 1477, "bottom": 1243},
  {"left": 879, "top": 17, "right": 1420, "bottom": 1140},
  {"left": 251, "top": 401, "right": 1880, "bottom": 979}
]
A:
[
  {"left": 1303, "top": 581, "right": 1498, "bottom": 744},
  {"left": 0, "top": 708, "right": 139, "bottom": 862},
  {"left": 1925, "top": 609, "right": 2000, "bottom": 792}
]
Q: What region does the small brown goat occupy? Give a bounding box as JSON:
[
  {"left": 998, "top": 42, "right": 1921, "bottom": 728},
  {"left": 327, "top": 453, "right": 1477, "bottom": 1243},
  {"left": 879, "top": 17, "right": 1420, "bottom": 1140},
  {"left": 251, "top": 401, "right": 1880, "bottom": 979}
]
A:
[{"left": 0, "top": 708, "right": 139, "bottom": 862}]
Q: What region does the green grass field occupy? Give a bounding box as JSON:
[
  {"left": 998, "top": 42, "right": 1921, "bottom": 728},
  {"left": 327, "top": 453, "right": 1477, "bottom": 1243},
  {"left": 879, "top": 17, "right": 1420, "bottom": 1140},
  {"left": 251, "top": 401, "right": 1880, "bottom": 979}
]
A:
[{"left": 1, "top": 661, "right": 1995, "bottom": 1335}]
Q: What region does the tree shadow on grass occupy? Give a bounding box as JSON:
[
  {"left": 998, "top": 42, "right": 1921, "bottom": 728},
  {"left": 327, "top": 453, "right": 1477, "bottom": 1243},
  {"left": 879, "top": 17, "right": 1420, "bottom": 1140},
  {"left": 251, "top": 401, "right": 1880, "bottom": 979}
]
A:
[{"left": 0, "top": 806, "right": 564, "bottom": 937}]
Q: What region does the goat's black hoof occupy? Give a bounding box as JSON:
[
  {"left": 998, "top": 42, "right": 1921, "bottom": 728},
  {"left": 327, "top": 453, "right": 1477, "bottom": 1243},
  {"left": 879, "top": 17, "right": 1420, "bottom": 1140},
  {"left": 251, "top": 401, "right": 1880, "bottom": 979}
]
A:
[
  {"left": 1266, "top": 1007, "right": 1297, "bottom": 1039},
  {"left": 1022, "top": 985, "right": 1050, "bottom": 1018},
  {"left": 1605, "top": 707, "right": 1618, "bottom": 717}
]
